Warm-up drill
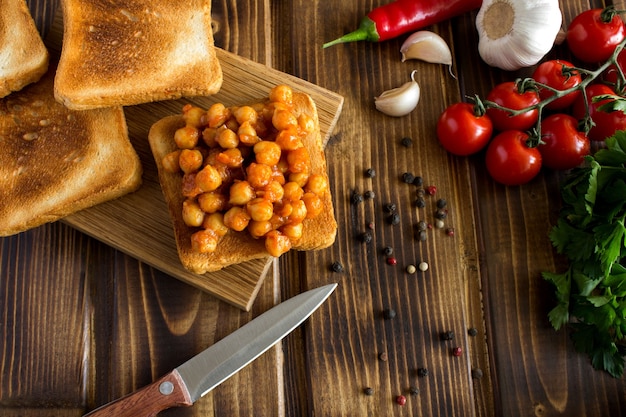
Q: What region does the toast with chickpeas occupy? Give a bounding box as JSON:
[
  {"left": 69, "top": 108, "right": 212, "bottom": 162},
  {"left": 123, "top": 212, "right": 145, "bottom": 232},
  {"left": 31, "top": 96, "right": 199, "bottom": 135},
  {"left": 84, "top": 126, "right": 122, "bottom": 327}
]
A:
[
  {"left": 148, "top": 86, "right": 337, "bottom": 274},
  {"left": 0, "top": 0, "right": 49, "bottom": 98},
  {"left": 0, "top": 64, "right": 142, "bottom": 236},
  {"left": 54, "top": 0, "right": 223, "bottom": 110}
]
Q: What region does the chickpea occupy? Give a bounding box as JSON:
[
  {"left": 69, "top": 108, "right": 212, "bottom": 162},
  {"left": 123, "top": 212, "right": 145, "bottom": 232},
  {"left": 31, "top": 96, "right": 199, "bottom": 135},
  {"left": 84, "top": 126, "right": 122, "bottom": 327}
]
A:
[
  {"left": 246, "top": 162, "right": 273, "bottom": 189},
  {"left": 269, "top": 85, "right": 293, "bottom": 106},
  {"left": 275, "top": 157, "right": 289, "bottom": 174},
  {"left": 264, "top": 230, "right": 292, "bottom": 257},
  {"left": 217, "top": 148, "right": 244, "bottom": 168},
  {"left": 228, "top": 180, "right": 255, "bottom": 205},
  {"left": 302, "top": 192, "right": 323, "bottom": 218},
  {"left": 198, "top": 192, "right": 228, "bottom": 213},
  {"left": 191, "top": 229, "right": 219, "bottom": 253},
  {"left": 253, "top": 141, "right": 282, "bottom": 166},
  {"left": 275, "top": 128, "right": 302, "bottom": 151},
  {"left": 233, "top": 105, "right": 258, "bottom": 125},
  {"left": 271, "top": 169, "right": 286, "bottom": 185},
  {"left": 182, "top": 199, "right": 205, "bottom": 227},
  {"left": 223, "top": 206, "right": 251, "bottom": 231},
  {"left": 280, "top": 222, "right": 303, "bottom": 241},
  {"left": 179, "top": 149, "right": 203, "bottom": 174},
  {"left": 248, "top": 220, "right": 273, "bottom": 238},
  {"left": 274, "top": 202, "right": 293, "bottom": 218},
  {"left": 162, "top": 150, "right": 182, "bottom": 173},
  {"left": 202, "top": 127, "right": 218, "bottom": 147},
  {"left": 206, "top": 102, "right": 231, "bottom": 128},
  {"left": 283, "top": 181, "right": 304, "bottom": 202},
  {"left": 216, "top": 126, "right": 239, "bottom": 149},
  {"left": 258, "top": 180, "right": 284, "bottom": 202},
  {"left": 298, "top": 113, "right": 315, "bottom": 134},
  {"left": 174, "top": 126, "right": 200, "bottom": 149},
  {"left": 272, "top": 109, "right": 298, "bottom": 131},
  {"left": 195, "top": 165, "right": 223, "bottom": 192},
  {"left": 182, "top": 173, "right": 202, "bottom": 198},
  {"left": 289, "top": 172, "right": 310, "bottom": 188},
  {"left": 182, "top": 104, "right": 206, "bottom": 128},
  {"left": 288, "top": 199, "right": 308, "bottom": 223},
  {"left": 287, "top": 147, "right": 311, "bottom": 173},
  {"left": 202, "top": 212, "right": 229, "bottom": 237},
  {"left": 304, "top": 174, "right": 328, "bottom": 196},
  {"left": 238, "top": 121, "right": 260, "bottom": 145},
  {"left": 246, "top": 198, "right": 274, "bottom": 222}
]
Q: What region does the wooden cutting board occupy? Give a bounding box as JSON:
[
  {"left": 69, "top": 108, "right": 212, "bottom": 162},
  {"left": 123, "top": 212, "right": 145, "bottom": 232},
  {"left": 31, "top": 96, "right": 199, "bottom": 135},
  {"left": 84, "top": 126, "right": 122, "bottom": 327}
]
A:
[{"left": 43, "top": 13, "right": 344, "bottom": 311}]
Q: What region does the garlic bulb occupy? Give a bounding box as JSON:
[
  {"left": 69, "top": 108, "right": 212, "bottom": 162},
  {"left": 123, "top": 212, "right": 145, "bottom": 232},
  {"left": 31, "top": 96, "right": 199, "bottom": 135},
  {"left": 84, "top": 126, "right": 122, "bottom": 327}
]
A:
[
  {"left": 475, "top": 0, "right": 562, "bottom": 71},
  {"left": 375, "top": 70, "right": 420, "bottom": 117},
  {"left": 400, "top": 31, "right": 452, "bottom": 67}
]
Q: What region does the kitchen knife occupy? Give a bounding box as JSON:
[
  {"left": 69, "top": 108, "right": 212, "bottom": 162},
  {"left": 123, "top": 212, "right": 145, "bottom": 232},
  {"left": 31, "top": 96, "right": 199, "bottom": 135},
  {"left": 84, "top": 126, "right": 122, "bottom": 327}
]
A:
[{"left": 83, "top": 283, "right": 337, "bottom": 417}]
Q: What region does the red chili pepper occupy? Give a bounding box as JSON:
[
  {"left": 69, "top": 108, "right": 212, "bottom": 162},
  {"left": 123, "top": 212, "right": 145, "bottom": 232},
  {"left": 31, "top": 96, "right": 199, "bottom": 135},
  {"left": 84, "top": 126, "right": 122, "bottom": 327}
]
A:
[{"left": 323, "top": 0, "right": 483, "bottom": 48}]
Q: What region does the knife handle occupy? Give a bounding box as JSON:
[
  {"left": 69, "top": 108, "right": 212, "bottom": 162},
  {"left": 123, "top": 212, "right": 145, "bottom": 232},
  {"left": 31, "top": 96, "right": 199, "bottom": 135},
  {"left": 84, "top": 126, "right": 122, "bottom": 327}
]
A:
[{"left": 83, "top": 370, "right": 193, "bottom": 417}]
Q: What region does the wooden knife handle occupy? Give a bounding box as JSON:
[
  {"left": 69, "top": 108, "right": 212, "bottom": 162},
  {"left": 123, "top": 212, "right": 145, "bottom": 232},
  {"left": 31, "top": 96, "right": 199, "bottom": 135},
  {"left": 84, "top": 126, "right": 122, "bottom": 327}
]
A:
[{"left": 83, "top": 370, "right": 194, "bottom": 417}]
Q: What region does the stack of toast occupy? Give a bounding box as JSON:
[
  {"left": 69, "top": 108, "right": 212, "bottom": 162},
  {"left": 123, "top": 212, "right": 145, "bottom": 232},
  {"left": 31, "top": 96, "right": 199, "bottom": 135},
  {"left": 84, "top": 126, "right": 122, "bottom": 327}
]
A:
[{"left": 1, "top": 0, "right": 336, "bottom": 274}]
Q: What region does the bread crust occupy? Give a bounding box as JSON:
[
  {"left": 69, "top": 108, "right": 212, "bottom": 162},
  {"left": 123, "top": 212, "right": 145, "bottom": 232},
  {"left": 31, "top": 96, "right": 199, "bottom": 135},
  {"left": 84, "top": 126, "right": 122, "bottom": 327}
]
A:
[
  {"left": 54, "top": 0, "right": 223, "bottom": 110},
  {"left": 149, "top": 92, "right": 337, "bottom": 273},
  {"left": 0, "top": 0, "right": 49, "bottom": 98},
  {"left": 0, "top": 65, "right": 142, "bottom": 236}
]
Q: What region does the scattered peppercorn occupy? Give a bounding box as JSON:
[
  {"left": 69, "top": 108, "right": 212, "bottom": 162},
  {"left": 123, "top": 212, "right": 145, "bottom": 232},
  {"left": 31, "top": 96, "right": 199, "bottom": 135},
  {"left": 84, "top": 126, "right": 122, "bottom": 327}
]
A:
[
  {"left": 436, "top": 198, "right": 447, "bottom": 209},
  {"left": 330, "top": 261, "right": 344, "bottom": 273},
  {"left": 364, "top": 387, "right": 374, "bottom": 395},
  {"left": 452, "top": 347, "right": 463, "bottom": 357},
  {"left": 365, "top": 168, "right": 376, "bottom": 178},
  {"left": 395, "top": 395, "right": 407, "bottom": 406},
  {"left": 379, "top": 352, "right": 388, "bottom": 361},
  {"left": 418, "top": 261, "right": 429, "bottom": 272},
  {"left": 417, "top": 367, "right": 429, "bottom": 377},
  {"left": 416, "top": 220, "right": 428, "bottom": 231},
  {"left": 417, "top": 230, "right": 427, "bottom": 242},
  {"left": 359, "top": 231, "right": 373, "bottom": 244},
  {"left": 445, "top": 227, "right": 455, "bottom": 237},
  {"left": 383, "top": 202, "right": 397, "bottom": 213},
  {"left": 441, "top": 330, "right": 455, "bottom": 341},
  {"left": 364, "top": 190, "right": 375, "bottom": 200},
  {"left": 383, "top": 308, "right": 396, "bottom": 319},
  {"left": 416, "top": 187, "right": 425, "bottom": 197},
  {"left": 367, "top": 221, "right": 375, "bottom": 230},
  {"left": 434, "top": 208, "right": 448, "bottom": 220},
  {"left": 402, "top": 172, "right": 415, "bottom": 184},
  {"left": 387, "top": 213, "right": 401, "bottom": 225},
  {"left": 434, "top": 219, "right": 445, "bottom": 229},
  {"left": 413, "top": 176, "right": 424, "bottom": 186},
  {"left": 386, "top": 257, "right": 397, "bottom": 266},
  {"left": 426, "top": 185, "right": 437, "bottom": 195},
  {"left": 414, "top": 197, "right": 426, "bottom": 208},
  {"left": 400, "top": 137, "right": 413, "bottom": 147},
  {"left": 471, "top": 368, "right": 484, "bottom": 379},
  {"left": 351, "top": 190, "right": 364, "bottom": 204},
  {"left": 406, "top": 264, "right": 416, "bottom": 274},
  {"left": 468, "top": 327, "right": 478, "bottom": 337},
  {"left": 383, "top": 246, "right": 393, "bottom": 256},
  {"left": 409, "top": 386, "right": 419, "bottom": 396}
]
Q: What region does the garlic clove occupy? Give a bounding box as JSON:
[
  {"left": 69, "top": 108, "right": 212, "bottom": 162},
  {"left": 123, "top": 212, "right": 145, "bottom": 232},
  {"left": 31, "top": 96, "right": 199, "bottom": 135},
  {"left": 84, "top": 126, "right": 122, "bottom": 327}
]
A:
[
  {"left": 374, "top": 70, "right": 420, "bottom": 117},
  {"left": 400, "top": 31, "right": 452, "bottom": 66}
]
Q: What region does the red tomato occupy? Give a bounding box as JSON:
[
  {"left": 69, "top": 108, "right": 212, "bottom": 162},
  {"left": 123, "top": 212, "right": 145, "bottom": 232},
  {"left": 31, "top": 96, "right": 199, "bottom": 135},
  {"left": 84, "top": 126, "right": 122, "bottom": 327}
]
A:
[
  {"left": 485, "top": 130, "right": 542, "bottom": 186},
  {"left": 539, "top": 114, "right": 590, "bottom": 170},
  {"left": 436, "top": 102, "right": 493, "bottom": 156},
  {"left": 566, "top": 8, "right": 626, "bottom": 63},
  {"left": 572, "top": 84, "right": 626, "bottom": 141},
  {"left": 486, "top": 82, "right": 540, "bottom": 132},
  {"left": 604, "top": 48, "right": 626, "bottom": 85},
  {"left": 531, "top": 59, "right": 582, "bottom": 110}
]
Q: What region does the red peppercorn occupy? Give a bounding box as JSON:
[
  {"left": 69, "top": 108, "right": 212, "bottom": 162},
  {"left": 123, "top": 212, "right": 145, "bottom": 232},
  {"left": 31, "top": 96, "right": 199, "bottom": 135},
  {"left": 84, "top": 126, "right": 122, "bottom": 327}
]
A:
[
  {"left": 446, "top": 227, "right": 455, "bottom": 237},
  {"left": 396, "top": 395, "right": 407, "bottom": 406},
  {"left": 386, "top": 257, "right": 397, "bottom": 265},
  {"left": 452, "top": 346, "right": 462, "bottom": 357},
  {"left": 426, "top": 185, "right": 437, "bottom": 195}
]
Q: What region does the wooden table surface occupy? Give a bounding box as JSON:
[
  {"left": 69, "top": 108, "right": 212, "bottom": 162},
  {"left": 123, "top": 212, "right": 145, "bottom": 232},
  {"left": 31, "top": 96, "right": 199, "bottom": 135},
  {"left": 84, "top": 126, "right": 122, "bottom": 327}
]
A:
[{"left": 3, "top": 0, "right": 626, "bottom": 416}]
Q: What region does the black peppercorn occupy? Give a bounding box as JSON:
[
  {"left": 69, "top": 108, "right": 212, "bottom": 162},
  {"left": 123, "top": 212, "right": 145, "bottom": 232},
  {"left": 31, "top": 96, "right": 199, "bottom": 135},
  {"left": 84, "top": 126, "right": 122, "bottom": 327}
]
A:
[
  {"left": 434, "top": 208, "right": 448, "bottom": 220},
  {"left": 400, "top": 137, "right": 413, "bottom": 147},
  {"left": 413, "top": 176, "right": 424, "bottom": 186},
  {"left": 441, "top": 330, "right": 455, "bottom": 341},
  {"left": 383, "top": 246, "right": 393, "bottom": 256},
  {"left": 416, "top": 220, "right": 428, "bottom": 231},
  {"left": 417, "top": 367, "right": 429, "bottom": 377},
  {"left": 364, "top": 190, "right": 375, "bottom": 200},
  {"left": 364, "top": 387, "right": 374, "bottom": 395},
  {"left": 359, "top": 231, "right": 373, "bottom": 244},
  {"left": 365, "top": 168, "right": 376, "bottom": 178},
  {"left": 417, "top": 230, "right": 428, "bottom": 242},
  {"left": 330, "top": 261, "right": 344, "bottom": 273},
  {"left": 436, "top": 198, "right": 447, "bottom": 209},
  {"left": 468, "top": 327, "right": 478, "bottom": 337},
  {"left": 379, "top": 352, "right": 388, "bottom": 361},
  {"left": 383, "top": 308, "right": 396, "bottom": 320},
  {"left": 414, "top": 197, "right": 426, "bottom": 208},
  {"left": 471, "top": 368, "right": 484, "bottom": 379},
  {"left": 387, "top": 213, "right": 400, "bottom": 225},
  {"left": 409, "top": 386, "right": 419, "bottom": 396},
  {"left": 351, "top": 190, "right": 363, "bottom": 204},
  {"left": 383, "top": 202, "right": 397, "bottom": 213},
  {"left": 402, "top": 172, "right": 415, "bottom": 184}
]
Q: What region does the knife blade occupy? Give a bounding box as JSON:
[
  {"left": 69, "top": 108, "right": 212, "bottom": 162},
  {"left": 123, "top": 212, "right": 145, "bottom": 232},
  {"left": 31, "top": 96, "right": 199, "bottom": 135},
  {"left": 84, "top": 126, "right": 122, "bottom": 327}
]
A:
[{"left": 82, "top": 283, "right": 337, "bottom": 417}]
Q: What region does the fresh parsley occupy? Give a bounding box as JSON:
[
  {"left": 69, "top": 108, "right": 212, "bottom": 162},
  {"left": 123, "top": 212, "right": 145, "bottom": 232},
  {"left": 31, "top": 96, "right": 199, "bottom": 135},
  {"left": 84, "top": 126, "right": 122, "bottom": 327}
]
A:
[{"left": 543, "top": 130, "right": 626, "bottom": 378}]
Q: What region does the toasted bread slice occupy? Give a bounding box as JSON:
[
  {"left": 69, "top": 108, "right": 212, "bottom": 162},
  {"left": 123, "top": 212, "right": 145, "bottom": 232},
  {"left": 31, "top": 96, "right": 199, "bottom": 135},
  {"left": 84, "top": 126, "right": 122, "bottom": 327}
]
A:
[
  {"left": 0, "top": 65, "right": 142, "bottom": 236},
  {"left": 149, "top": 91, "right": 337, "bottom": 273},
  {"left": 0, "top": 0, "right": 49, "bottom": 98},
  {"left": 54, "top": 0, "right": 223, "bottom": 110}
]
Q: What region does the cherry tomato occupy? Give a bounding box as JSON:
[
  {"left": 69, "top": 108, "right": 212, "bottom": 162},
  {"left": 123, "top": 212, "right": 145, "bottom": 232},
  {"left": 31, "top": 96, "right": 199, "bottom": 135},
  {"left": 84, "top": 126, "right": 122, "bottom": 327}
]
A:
[
  {"left": 604, "top": 48, "right": 626, "bottom": 86},
  {"left": 572, "top": 84, "right": 626, "bottom": 141},
  {"left": 486, "top": 82, "right": 540, "bottom": 132},
  {"left": 485, "top": 130, "right": 542, "bottom": 186},
  {"left": 539, "top": 114, "right": 590, "bottom": 170},
  {"left": 436, "top": 102, "right": 493, "bottom": 156},
  {"left": 531, "top": 59, "right": 582, "bottom": 110},
  {"left": 566, "top": 7, "right": 625, "bottom": 63}
]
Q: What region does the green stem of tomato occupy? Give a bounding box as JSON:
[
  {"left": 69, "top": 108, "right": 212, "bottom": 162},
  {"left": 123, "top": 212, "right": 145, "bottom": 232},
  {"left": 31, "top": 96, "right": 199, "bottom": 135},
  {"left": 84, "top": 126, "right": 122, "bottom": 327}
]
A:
[{"left": 480, "top": 37, "right": 626, "bottom": 147}]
